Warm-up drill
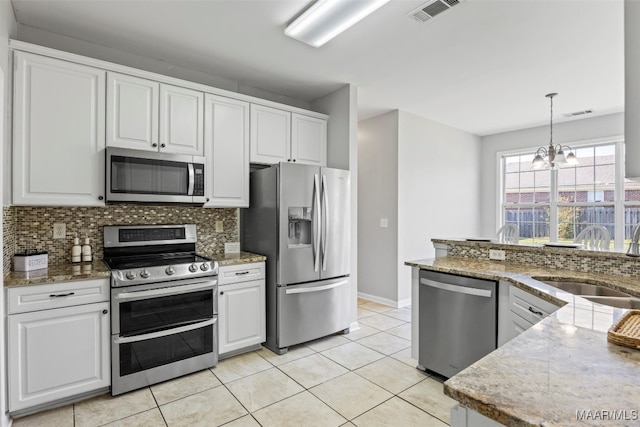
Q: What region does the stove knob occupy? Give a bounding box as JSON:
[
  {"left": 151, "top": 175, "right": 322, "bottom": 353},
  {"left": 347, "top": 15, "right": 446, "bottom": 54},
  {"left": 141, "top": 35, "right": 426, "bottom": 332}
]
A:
[
  {"left": 165, "top": 266, "right": 175, "bottom": 276},
  {"left": 189, "top": 263, "right": 198, "bottom": 273},
  {"left": 125, "top": 271, "right": 136, "bottom": 280},
  {"left": 140, "top": 269, "right": 150, "bottom": 279},
  {"left": 200, "top": 263, "right": 209, "bottom": 272}
]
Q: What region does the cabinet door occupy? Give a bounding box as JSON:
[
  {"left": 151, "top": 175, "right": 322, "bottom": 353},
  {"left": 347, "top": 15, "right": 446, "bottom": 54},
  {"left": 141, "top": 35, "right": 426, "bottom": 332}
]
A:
[
  {"left": 8, "top": 302, "right": 110, "bottom": 412},
  {"left": 204, "top": 94, "right": 250, "bottom": 207},
  {"left": 106, "top": 72, "right": 159, "bottom": 151},
  {"left": 250, "top": 104, "right": 291, "bottom": 164},
  {"left": 159, "top": 84, "right": 204, "bottom": 156},
  {"left": 291, "top": 113, "right": 326, "bottom": 166},
  {"left": 13, "top": 51, "right": 106, "bottom": 206},
  {"left": 218, "top": 279, "right": 266, "bottom": 357}
]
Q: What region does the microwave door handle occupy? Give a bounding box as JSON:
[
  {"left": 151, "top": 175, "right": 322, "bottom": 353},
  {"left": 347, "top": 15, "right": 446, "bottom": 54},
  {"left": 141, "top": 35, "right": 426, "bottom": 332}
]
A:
[{"left": 187, "top": 163, "right": 195, "bottom": 196}]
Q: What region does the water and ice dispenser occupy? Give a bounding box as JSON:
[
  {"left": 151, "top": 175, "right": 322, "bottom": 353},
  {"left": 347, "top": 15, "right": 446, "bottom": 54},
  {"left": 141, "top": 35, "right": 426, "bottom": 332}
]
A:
[{"left": 288, "top": 207, "right": 312, "bottom": 246}]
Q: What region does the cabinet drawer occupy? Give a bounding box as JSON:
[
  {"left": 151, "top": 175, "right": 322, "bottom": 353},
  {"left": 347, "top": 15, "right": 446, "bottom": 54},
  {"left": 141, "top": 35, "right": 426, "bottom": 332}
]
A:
[
  {"left": 7, "top": 279, "right": 110, "bottom": 314},
  {"left": 218, "top": 262, "right": 265, "bottom": 285},
  {"left": 509, "top": 286, "right": 560, "bottom": 325}
]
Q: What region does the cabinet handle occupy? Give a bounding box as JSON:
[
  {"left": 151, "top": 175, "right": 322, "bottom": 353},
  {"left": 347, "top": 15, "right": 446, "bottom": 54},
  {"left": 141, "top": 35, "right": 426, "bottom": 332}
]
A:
[
  {"left": 287, "top": 159, "right": 292, "bottom": 162},
  {"left": 102, "top": 309, "right": 108, "bottom": 315},
  {"left": 49, "top": 292, "right": 75, "bottom": 298},
  {"left": 235, "top": 271, "right": 250, "bottom": 276},
  {"left": 98, "top": 196, "right": 104, "bottom": 201},
  {"left": 206, "top": 198, "right": 210, "bottom": 202},
  {"left": 220, "top": 291, "right": 224, "bottom": 295},
  {"left": 161, "top": 143, "right": 166, "bottom": 148},
  {"left": 152, "top": 143, "right": 158, "bottom": 147},
  {"left": 293, "top": 159, "right": 296, "bottom": 162},
  {"left": 528, "top": 306, "right": 543, "bottom": 316}
]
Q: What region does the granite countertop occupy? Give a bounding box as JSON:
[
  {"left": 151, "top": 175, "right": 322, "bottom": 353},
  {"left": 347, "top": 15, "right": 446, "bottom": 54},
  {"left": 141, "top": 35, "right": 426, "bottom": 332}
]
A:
[
  {"left": 4, "top": 262, "right": 111, "bottom": 287},
  {"left": 406, "top": 257, "right": 640, "bottom": 427},
  {"left": 204, "top": 251, "right": 266, "bottom": 266},
  {"left": 3, "top": 252, "right": 266, "bottom": 288}
]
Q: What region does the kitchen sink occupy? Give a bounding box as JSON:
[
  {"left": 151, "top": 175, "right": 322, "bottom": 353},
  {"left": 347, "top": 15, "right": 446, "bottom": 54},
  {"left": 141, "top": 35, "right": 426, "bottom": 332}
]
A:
[
  {"left": 532, "top": 277, "right": 640, "bottom": 309},
  {"left": 580, "top": 296, "right": 640, "bottom": 309},
  {"left": 534, "top": 280, "right": 631, "bottom": 297}
]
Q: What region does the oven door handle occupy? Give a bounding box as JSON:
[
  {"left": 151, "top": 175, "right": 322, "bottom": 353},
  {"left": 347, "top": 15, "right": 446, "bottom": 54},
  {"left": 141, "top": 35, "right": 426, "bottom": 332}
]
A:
[
  {"left": 113, "top": 281, "right": 216, "bottom": 303},
  {"left": 113, "top": 318, "right": 216, "bottom": 344}
]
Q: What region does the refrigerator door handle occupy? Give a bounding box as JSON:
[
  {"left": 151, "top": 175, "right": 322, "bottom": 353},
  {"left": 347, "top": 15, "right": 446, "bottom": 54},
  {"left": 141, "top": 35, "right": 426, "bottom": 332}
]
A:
[
  {"left": 321, "top": 174, "right": 329, "bottom": 271},
  {"left": 312, "top": 173, "right": 321, "bottom": 272}
]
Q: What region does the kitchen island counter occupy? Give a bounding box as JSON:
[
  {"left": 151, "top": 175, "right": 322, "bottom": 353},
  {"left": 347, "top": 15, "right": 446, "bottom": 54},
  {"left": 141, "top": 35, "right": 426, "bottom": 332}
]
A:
[{"left": 406, "top": 257, "right": 640, "bottom": 426}]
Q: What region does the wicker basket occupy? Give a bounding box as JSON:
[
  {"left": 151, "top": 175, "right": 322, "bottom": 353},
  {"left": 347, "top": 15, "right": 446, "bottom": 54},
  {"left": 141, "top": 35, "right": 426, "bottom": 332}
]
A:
[{"left": 608, "top": 310, "right": 640, "bottom": 350}]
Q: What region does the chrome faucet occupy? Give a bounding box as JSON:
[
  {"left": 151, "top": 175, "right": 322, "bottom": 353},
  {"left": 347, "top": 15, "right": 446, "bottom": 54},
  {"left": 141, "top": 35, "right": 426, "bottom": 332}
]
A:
[{"left": 627, "top": 223, "right": 640, "bottom": 256}]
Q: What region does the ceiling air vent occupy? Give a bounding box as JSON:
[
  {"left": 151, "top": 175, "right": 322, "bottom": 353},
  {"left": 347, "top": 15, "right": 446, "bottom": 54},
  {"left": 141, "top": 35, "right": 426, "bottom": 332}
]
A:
[
  {"left": 562, "top": 109, "right": 594, "bottom": 118},
  {"left": 409, "top": 0, "right": 463, "bottom": 22}
]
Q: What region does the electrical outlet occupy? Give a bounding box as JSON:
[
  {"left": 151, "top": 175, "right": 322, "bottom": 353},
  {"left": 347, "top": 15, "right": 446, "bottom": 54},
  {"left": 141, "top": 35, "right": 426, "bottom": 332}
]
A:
[
  {"left": 489, "top": 249, "right": 506, "bottom": 261},
  {"left": 53, "top": 223, "right": 66, "bottom": 239},
  {"left": 215, "top": 221, "right": 224, "bottom": 232}
]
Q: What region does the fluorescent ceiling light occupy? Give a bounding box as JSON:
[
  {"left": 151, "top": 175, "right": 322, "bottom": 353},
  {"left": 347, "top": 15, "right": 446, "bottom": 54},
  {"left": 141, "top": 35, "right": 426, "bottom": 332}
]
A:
[{"left": 285, "top": 0, "right": 390, "bottom": 48}]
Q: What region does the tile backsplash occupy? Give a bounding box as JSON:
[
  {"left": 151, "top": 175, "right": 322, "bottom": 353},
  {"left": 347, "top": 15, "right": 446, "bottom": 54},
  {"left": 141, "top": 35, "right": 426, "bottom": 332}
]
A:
[
  {"left": 435, "top": 239, "right": 640, "bottom": 279},
  {"left": 3, "top": 205, "right": 239, "bottom": 274}
]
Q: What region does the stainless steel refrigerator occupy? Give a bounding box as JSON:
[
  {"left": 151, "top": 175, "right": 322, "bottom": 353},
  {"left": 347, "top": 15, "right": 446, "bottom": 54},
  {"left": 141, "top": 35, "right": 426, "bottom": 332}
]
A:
[{"left": 241, "top": 162, "right": 351, "bottom": 354}]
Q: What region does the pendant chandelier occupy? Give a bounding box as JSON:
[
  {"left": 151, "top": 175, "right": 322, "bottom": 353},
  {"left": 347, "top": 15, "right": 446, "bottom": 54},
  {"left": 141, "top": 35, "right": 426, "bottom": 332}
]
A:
[{"left": 531, "top": 93, "right": 578, "bottom": 170}]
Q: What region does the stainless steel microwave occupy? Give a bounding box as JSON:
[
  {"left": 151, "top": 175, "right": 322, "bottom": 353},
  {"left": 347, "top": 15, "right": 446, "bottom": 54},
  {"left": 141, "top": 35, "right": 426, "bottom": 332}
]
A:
[{"left": 106, "top": 147, "right": 206, "bottom": 204}]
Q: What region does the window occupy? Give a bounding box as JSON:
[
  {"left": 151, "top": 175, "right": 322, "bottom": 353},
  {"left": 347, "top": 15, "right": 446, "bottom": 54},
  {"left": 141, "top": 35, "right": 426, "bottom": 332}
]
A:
[{"left": 499, "top": 140, "right": 640, "bottom": 250}]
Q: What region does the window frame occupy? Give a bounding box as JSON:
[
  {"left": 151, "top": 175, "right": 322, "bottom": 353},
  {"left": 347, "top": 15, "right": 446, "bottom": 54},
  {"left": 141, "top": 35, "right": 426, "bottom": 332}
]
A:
[{"left": 497, "top": 136, "right": 625, "bottom": 250}]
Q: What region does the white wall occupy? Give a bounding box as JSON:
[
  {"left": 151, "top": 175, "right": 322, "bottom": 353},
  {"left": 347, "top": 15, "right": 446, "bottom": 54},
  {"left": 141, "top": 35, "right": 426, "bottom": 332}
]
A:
[
  {"left": 479, "top": 112, "right": 624, "bottom": 236},
  {"left": 311, "top": 85, "right": 359, "bottom": 328},
  {"left": 625, "top": 0, "right": 640, "bottom": 178},
  {"left": 0, "top": 2, "right": 17, "bottom": 425},
  {"left": 357, "top": 111, "right": 399, "bottom": 303},
  {"left": 397, "top": 111, "right": 481, "bottom": 303}
]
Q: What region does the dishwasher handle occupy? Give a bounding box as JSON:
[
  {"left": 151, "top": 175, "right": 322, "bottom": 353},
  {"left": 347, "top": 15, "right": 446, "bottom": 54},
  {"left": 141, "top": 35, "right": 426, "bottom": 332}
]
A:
[{"left": 419, "top": 278, "right": 493, "bottom": 298}]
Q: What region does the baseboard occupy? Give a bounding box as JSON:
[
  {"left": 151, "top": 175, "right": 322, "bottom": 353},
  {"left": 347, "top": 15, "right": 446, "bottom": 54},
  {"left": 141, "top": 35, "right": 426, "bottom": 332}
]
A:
[
  {"left": 357, "top": 292, "right": 411, "bottom": 309},
  {"left": 3, "top": 413, "right": 10, "bottom": 427}
]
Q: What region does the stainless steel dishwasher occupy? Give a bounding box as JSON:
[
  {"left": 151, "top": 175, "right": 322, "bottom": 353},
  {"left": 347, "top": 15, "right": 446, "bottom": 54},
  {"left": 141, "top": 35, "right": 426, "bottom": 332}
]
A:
[{"left": 418, "top": 270, "right": 497, "bottom": 378}]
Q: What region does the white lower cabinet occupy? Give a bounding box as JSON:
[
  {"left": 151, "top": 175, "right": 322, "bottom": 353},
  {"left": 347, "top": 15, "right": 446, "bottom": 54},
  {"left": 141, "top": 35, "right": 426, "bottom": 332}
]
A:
[
  {"left": 218, "top": 262, "right": 266, "bottom": 358},
  {"left": 7, "top": 280, "right": 110, "bottom": 414},
  {"left": 498, "top": 282, "right": 561, "bottom": 346},
  {"left": 450, "top": 404, "right": 503, "bottom": 427}
]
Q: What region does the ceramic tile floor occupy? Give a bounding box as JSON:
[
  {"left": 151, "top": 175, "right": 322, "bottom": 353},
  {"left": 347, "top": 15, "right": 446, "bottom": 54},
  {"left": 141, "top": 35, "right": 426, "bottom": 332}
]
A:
[{"left": 13, "top": 299, "right": 456, "bottom": 427}]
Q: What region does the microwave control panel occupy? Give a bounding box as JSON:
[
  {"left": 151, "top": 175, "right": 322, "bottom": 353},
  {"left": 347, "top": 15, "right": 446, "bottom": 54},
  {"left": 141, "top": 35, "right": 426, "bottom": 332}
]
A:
[{"left": 194, "top": 164, "right": 205, "bottom": 196}]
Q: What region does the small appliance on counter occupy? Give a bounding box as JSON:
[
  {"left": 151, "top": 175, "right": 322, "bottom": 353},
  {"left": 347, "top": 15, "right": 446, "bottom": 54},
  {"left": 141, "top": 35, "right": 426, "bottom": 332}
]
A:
[{"left": 13, "top": 250, "right": 48, "bottom": 272}]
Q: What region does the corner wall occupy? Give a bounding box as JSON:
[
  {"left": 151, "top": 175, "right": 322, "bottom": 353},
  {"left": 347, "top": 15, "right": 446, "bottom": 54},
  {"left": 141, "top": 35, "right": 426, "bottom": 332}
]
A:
[
  {"left": 357, "top": 111, "right": 399, "bottom": 303},
  {"left": 479, "top": 113, "right": 624, "bottom": 237},
  {"left": 397, "top": 111, "right": 481, "bottom": 304},
  {"left": 625, "top": 0, "right": 640, "bottom": 178}
]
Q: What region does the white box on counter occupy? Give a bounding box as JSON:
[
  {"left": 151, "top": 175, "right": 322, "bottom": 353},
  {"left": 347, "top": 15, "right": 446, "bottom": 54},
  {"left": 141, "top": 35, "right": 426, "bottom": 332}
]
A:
[{"left": 13, "top": 251, "right": 48, "bottom": 272}]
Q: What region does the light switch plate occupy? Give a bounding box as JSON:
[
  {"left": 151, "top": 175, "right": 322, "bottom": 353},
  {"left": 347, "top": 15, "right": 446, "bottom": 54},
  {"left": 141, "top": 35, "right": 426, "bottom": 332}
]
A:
[
  {"left": 380, "top": 218, "right": 388, "bottom": 228},
  {"left": 225, "top": 242, "right": 240, "bottom": 254},
  {"left": 489, "top": 249, "right": 506, "bottom": 261}
]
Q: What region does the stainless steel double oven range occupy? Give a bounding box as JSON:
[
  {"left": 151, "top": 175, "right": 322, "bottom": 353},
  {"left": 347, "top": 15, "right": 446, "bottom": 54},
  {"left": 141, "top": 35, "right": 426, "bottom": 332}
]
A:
[{"left": 104, "top": 224, "right": 218, "bottom": 396}]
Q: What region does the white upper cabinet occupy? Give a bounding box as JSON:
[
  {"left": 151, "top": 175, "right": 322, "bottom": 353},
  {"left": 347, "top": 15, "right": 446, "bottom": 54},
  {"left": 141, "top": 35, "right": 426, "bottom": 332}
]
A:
[
  {"left": 106, "top": 72, "right": 159, "bottom": 151},
  {"left": 160, "top": 84, "right": 204, "bottom": 156},
  {"left": 13, "top": 51, "right": 106, "bottom": 206},
  {"left": 250, "top": 104, "right": 327, "bottom": 166},
  {"left": 291, "top": 113, "right": 327, "bottom": 167},
  {"left": 250, "top": 104, "right": 291, "bottom": 164},
  {"left": 204, "top": 94, "right": 250, "bottom": 208}
]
